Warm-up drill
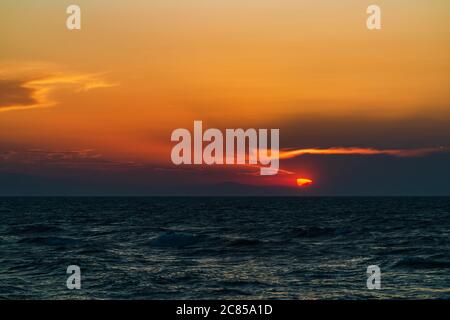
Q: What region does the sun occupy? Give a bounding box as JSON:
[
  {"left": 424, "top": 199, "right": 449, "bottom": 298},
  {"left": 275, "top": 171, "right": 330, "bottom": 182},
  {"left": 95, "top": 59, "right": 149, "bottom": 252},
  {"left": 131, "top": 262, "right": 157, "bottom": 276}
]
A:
[{"left": 297, "top": 178, "right": 313, "bottom": 187}]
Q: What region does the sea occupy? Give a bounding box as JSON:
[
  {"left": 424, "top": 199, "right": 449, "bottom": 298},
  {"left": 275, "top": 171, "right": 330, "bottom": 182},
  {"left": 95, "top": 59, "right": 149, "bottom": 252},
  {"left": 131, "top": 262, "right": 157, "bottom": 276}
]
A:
[{"left": 0, "top": 197, "right": 449, "bottom": 299}]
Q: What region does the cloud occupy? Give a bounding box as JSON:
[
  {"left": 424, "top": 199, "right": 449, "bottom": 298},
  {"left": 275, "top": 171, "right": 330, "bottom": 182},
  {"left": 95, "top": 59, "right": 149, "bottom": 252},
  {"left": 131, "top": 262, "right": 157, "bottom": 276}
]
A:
[
  {"left": 0, "top": 79, "right": 38, "bottom": 108},
  {"left": 155, "top": 164, "right": 294, "bottom": 176},
  {"left": 279, "top": 147, "right": 448, "bottom": 159},
  {"left": 0, "top": 63, "right": 117, "bottom": 112},
  {"left": 0, "top": 149, "right": 141, "bottom": 169},
  {"left": 239, "top": 164, "right": 294, "bottom": 176}
]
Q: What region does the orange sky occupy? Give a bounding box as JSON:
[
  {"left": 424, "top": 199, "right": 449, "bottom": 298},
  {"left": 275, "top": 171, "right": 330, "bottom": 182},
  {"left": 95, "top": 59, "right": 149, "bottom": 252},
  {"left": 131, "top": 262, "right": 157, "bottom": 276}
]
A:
[{"left": 1, "top": 0, "right": 449, "bottom": 186}]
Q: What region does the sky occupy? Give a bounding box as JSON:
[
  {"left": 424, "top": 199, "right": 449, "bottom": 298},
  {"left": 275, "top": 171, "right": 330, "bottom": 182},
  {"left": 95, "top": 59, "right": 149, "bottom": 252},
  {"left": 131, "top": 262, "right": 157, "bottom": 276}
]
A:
[{"left": 0, "top": 0, "right": 449, "bottom": 195}]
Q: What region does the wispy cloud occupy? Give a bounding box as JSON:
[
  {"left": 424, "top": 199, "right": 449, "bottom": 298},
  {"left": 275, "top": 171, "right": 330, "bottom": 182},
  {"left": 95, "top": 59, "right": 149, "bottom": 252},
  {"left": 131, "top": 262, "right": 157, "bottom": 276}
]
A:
[
  {"left": 279, "top": 147, "right": 448, "bottom": 159},
  {"left": 0, "top": 63, "right": 117, "bottom": 112},
  {"left": 0, "top": 149, "right": 141, "bottom": 169}
]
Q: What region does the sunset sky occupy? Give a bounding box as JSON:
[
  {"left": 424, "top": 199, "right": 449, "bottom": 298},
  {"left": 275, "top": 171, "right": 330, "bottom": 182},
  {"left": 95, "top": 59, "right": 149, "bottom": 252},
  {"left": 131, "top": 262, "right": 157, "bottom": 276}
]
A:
[{"left": 0, "top": 0, "right": 449, "bottom": 195}]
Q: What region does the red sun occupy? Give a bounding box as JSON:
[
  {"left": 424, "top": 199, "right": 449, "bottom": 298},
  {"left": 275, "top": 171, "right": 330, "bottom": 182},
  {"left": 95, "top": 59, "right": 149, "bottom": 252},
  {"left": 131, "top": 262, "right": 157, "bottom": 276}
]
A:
[{"left": 296, "top": 178, "right": 313, "bottom": 187}]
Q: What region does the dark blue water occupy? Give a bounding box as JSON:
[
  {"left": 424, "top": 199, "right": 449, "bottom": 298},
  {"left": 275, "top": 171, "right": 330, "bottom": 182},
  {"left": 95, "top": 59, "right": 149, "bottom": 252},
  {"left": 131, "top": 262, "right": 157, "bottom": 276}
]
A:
[{"left": 0, "top": 197, "right": 449, "bottom": 299}]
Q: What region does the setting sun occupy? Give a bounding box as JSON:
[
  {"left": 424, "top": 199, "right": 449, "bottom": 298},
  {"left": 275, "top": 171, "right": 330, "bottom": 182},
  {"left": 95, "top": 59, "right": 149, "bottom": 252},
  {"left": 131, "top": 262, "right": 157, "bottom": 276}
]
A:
[{"left": 296, "top": 178, "right": 313, "bottom": 187}]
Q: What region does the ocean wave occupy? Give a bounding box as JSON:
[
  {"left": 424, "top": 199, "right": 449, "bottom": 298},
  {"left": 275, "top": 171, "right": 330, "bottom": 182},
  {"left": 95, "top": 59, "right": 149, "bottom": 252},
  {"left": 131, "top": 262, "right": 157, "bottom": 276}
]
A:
[
  {"left": 394, "top": 257, "right": 450, "bottom": 269},
  {"left": 149, "top": 231, "right": 205, "bottom": 248},
  {"left": 17, "top": 236, "right": 79, "bottom": 247},
  {"left": 227, "top": 238, "right": 263, "bottom": 247},
  {"left": 149, "top": 231, "right": 269, "bottom": 249},
  {"left": 210, "top": 288, "right": 253, "bottom": 296},
  {"left": 8, "top": 224, "right": 64, "bottom": 235},
  {"left": 291, "top": 226, "right": 336, "bottom": 238}
]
